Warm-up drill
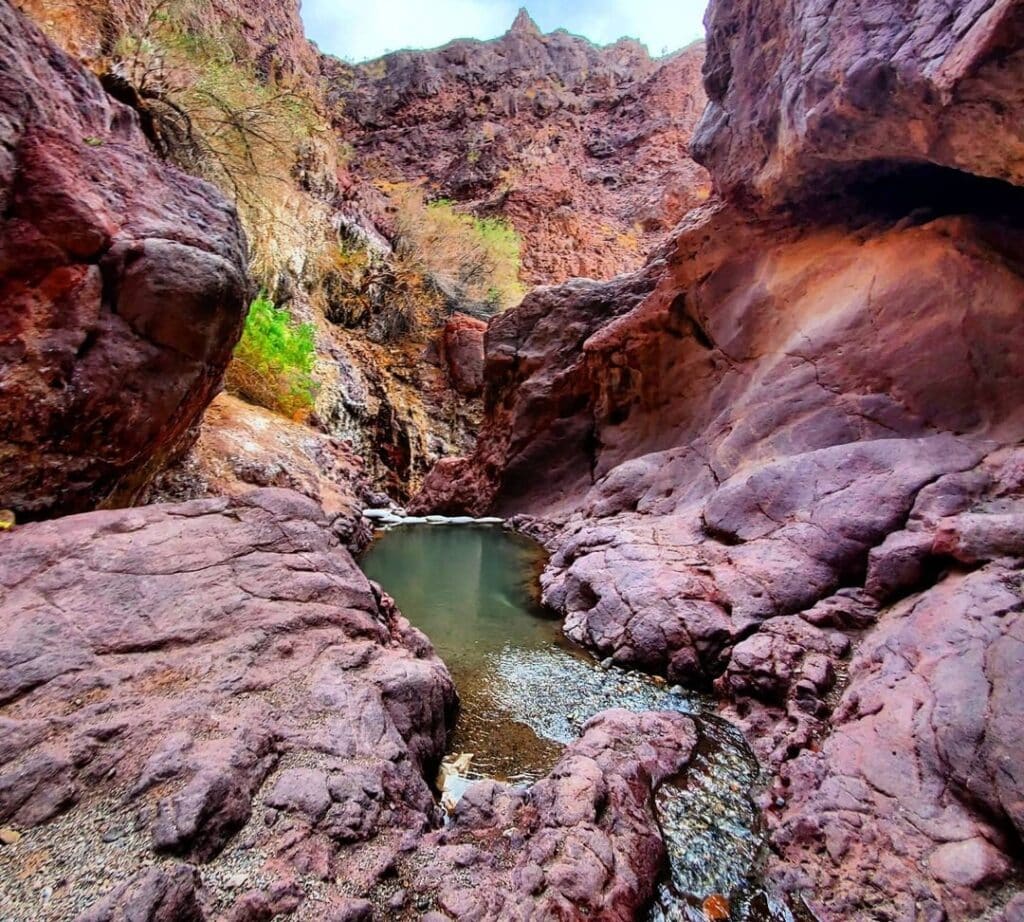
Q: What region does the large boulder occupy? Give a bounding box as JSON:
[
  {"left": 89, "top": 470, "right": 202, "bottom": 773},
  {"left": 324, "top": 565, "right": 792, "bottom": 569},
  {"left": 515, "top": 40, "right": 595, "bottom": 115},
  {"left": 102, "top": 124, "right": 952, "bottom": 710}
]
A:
[
  {"left": 692, "top": 0, "right": 1024, "bottom": 206},
  {"left": 0, "top": 489, "right": 456, "bottom": 919},
  {"left": 0, "top": 1, "right": 249, "bottom": 518}
]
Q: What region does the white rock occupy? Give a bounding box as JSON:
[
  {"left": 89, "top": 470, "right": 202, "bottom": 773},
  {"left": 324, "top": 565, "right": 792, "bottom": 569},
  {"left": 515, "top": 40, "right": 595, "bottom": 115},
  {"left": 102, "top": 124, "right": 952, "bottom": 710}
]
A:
[
  {"left": 362, "top": 509, "right": 392, "bottom": 519},
  {"left": 425, "top": 515, "right": 450, "bottom": 524},
  {"left": 398, "top": 516, "right": 429, "bottom": 525},
  {"left": 474, "top": 517, "right": 504, "bottom": 524},
  {"left": 450, "top": 516, "right": 475, "bottom": 525}
]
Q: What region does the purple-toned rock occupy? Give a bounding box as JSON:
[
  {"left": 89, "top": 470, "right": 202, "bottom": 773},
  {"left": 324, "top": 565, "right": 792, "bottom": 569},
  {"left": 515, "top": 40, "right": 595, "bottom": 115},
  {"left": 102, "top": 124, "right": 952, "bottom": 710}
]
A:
[
  {"left": 693, "top": 0, "right": 1024, "bottom": 206},
  {"left": 768, "top": 562, "right": 1024, "bottom": 919},
  {"left": 0, "top": 488, "right": 455, "bottom": 920},
  {"left": 410, "top": 710, "right": 697, "bottom": 921},
  {"left": 0, "top": 3, "right": 249, "bottom": 517}
]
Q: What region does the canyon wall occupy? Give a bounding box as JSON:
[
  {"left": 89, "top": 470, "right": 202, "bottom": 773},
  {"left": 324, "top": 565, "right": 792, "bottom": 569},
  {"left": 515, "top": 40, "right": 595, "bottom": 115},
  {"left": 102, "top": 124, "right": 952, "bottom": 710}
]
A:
[
  {"left": 333, "top": 9, "right": 709, "bottom": 286},
  {"left": 0, "top": 5, "right": 712, "bottom": 921},
  {"left": 18, "top": 0, "right": 709, "bottom": 499},
  {"left": 0, "top": 0, "right": 249, "bottom": 518},
  {"left": 414, "top": 1, "right": 1024, "bottom": 918}
]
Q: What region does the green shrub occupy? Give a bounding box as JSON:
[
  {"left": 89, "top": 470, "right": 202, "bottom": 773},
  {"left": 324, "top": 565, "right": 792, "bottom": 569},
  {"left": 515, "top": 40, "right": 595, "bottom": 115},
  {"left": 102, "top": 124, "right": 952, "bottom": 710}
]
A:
[
  {"left": 381, "top": 184, "right": 525, "bottom": 311},
  {"left": 226, "top": 293, "right": 317, "bottom": 418}
]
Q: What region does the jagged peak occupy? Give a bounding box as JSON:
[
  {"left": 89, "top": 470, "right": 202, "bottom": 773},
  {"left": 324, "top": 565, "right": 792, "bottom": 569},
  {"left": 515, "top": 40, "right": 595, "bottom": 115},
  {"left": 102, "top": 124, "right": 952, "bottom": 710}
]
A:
[{"left": 509, "top": 7, "right": 541, "bottom": 36}]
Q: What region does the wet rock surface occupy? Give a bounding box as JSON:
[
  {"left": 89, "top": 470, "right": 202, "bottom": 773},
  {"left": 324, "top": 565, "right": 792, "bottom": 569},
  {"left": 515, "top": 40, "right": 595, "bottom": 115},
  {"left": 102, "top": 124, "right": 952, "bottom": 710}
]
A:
[{"left": 0, "top": 1, "right": 249, "bottom": 518}]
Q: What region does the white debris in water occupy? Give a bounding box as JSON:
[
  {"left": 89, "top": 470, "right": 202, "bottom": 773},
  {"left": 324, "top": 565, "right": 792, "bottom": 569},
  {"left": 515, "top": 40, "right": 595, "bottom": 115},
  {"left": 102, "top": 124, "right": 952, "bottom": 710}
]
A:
[{"left": 363, "top": 511, "right": 506, "bottom": 529}]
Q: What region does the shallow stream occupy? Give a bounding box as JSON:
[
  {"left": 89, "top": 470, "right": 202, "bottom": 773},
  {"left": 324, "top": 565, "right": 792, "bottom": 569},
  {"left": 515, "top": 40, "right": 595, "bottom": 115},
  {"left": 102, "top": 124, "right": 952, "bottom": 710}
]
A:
[{"left": 361, "top": 524, "right": 792, "bottom": 921}]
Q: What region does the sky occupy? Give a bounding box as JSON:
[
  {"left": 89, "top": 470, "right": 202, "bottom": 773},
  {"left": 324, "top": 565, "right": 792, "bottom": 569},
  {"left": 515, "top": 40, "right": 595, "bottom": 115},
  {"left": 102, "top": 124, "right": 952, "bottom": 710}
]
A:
[{"left": 301, "top": 1, "right": 709, "bottom": 63}]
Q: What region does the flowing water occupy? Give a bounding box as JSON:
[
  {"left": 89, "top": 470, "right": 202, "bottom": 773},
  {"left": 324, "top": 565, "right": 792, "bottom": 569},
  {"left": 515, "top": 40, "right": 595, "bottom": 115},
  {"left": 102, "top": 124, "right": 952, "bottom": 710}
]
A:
[{"left": 361, "top": 524, "right": 793, "bottom": 921}]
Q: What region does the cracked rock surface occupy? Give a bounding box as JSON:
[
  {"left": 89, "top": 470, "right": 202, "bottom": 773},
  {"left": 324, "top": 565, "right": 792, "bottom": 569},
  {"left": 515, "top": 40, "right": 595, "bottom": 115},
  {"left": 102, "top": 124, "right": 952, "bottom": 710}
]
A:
[
  {"left": 0, "top": 1, "right": 249, "bottom": 518},
  {"left": 411, "top": 2, "right": 1024, "bottom": 916},
  {"left": 0, "top": 488, "right": 701, "bottom": 921}
]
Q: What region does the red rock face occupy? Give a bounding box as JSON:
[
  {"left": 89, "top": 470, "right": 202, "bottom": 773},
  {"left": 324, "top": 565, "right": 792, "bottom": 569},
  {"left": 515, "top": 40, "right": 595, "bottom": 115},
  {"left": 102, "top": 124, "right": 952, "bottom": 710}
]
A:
[
  {"left": 439, "top": 313, "right": 486, "bottom": 397},
  {"left": 413, "top": 2, "right": 1024, "bottom": 917},
  {"left": 15, "top": 0, "right": 320, "bottom": 83},
  {"left": 693, "top": 0, "right": 1024, "bottom": 207},
  {"left": 0, "top": 1, "right": 249, "bottom": 518},
  {"left": 333, "top": 13, "right": 710, "bottom": 285}
]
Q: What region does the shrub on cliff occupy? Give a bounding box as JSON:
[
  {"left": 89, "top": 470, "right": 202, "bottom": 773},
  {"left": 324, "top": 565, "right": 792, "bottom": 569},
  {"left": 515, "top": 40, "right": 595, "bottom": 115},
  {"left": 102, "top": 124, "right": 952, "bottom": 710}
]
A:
[
  {"left": 106, "top": 0, "right": 327, "bottom": 279},
  {"left": 386, "top": 183, "right": 526, "bottom": 312},
  {"left": 226, "top": 294, "right": 317, "bottom": 419}
]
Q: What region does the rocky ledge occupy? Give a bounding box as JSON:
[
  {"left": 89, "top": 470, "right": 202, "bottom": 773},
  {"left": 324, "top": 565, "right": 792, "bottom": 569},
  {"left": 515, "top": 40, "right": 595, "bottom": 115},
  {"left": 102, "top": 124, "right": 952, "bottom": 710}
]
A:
[
  {"left": 0, "top": 488, "right": 698, "bottom": 921},
  {"left": 411, "top": 0, "right": 1024, "bottom": 917}
]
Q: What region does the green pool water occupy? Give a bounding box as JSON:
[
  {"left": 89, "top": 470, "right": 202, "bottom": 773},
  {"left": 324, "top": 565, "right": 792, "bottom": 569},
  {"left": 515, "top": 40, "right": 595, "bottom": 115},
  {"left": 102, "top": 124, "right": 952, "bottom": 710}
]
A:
[
  {"left": 360, "top": 524, "right": 575, "bottom": 780},
  {"left": 360, "top": 524, "right": 792, "bottom": 921}
]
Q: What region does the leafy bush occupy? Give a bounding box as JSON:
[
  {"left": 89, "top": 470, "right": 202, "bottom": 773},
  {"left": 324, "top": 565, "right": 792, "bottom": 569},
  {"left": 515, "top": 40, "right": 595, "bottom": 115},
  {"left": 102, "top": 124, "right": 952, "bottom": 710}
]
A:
[
  {"left": 385, "top": 184, "right": 526, "bottom": 312},
  {"left": 226, "top": 294, "right": 317, "bottom": 418}
]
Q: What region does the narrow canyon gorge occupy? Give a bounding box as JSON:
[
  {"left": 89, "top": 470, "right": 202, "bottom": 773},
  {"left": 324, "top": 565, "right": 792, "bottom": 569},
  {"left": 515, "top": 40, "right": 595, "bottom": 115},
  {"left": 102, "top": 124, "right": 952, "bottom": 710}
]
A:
[{"left": 1, "top": 1, "right": 1023, "bottom": 921}]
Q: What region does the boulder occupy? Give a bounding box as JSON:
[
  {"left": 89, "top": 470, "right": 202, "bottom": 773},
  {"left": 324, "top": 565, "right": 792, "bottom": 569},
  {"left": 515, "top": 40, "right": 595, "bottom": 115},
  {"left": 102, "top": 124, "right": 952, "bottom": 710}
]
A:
[
  {"left": 693, "top": 0, "right": 1024, "bottom": 206},
  {"left": 439, "top": 313, "right": 486, "bottom": 397},
  {"left": 409, "top": 709, "right": 697, "bottom": 921},
  {"left": 0, "top": 2, "right": 249, "bottom": 518},
  {"left": 0, "top": 489, "right": 455, "bottom": 919}
]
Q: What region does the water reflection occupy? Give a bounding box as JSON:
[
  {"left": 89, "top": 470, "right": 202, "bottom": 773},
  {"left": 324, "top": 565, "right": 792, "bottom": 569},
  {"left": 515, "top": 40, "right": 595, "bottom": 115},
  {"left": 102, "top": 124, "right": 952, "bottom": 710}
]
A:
[{"left": 361, "top": 525, "right": 791, "bottom": 921}]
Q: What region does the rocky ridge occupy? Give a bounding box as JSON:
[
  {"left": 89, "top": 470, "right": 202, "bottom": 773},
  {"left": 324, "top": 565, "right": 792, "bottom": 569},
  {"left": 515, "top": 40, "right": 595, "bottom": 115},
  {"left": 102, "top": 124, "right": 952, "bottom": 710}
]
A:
[
  {"left": 413, "top": 0, "right": 1024, "bottom": 918},
  {"left": 333, "top": 9, "right": 710, "bottom": 286}
]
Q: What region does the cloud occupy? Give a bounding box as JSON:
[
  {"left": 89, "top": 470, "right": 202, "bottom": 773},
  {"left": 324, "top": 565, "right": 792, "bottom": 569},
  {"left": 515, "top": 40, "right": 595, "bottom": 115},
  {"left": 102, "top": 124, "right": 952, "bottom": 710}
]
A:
[{"left": 301, "top": 0, "right": 708, "bottom": 62}]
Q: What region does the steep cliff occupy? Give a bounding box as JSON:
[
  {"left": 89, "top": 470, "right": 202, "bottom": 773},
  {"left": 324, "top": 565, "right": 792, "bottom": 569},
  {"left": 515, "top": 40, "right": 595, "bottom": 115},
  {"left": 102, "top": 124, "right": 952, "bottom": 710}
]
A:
[
  {"left": 333, "top": 10, "right": 709, "bottom": 285},
  {"left": 414, "top": 1, "right": 1024, "bottom": 918}
]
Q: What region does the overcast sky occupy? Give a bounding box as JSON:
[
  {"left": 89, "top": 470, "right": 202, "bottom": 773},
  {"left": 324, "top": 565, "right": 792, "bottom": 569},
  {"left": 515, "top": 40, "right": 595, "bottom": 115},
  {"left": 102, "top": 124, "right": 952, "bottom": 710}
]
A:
[{"left": 301, "top": 1, "right": 709, "bottom": 63}]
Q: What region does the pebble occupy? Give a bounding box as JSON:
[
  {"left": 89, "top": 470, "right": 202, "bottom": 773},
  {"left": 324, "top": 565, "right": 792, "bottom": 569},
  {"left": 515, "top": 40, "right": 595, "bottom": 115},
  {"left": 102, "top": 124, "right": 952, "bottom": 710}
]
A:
[{"left": 0, "top": 827, "right": 21, "bottom": 845}]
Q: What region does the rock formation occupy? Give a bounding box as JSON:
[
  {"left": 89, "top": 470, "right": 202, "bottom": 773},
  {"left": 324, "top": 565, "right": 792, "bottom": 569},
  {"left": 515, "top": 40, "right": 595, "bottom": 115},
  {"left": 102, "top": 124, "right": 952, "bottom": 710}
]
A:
[
  {"left": 332, "top": 12, "right": 709, "bottom": 285},
  {"left": 0, "top": 485, "right": 699, "bottom": 920},
  {"left": 414, "top": 1, "right": 1024, "bottom": 917},
  {"left": 0, "top": 1, "right": 249, "bottom": 518}
]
